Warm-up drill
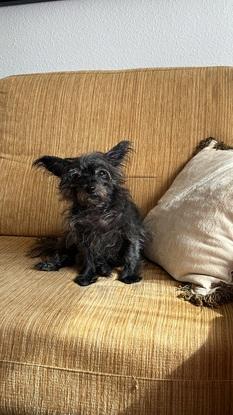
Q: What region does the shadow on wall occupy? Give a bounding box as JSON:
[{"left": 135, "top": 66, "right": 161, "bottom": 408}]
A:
[{"left": 119, "top": 307, "right": 233, "bottom": 415}]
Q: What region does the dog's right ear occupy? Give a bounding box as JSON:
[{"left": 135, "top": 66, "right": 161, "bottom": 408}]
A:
[
  {"left": 33, "top": 156, "right": 70, "bottom": 177},
  {"left": 105, "top": 141, "right": 132, "bottom": 167}
]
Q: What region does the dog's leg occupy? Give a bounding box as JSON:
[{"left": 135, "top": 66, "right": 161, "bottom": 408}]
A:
[
  {"left": 34, "top": 253, "right": 75, "bottom": 271},
  {"left": 95, "top": 258, "right": 113, "bottom": 277},
  {"left": 118, "top": 240, "right": 142, "bottom": 284},
  {"left": 73, "top": 251, "right": 98, "bottom": 286},
  {"left": 74, "top": 266, "right": 98, "bottom": 286},
  {"left": 33, "top": 234, "right": 76, "bottom": 271}
]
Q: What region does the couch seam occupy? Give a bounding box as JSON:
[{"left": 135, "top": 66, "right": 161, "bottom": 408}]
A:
[{"left": 0, "top": 359, "right": 232, "bottom": 383}]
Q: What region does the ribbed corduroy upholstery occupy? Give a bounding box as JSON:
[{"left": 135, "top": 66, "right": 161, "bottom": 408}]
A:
[
  {"left": 2, "top": 67, "right": 233, "bottom": 236},
  {"left": 0, "top": 68, "right": 233, "bottom": 414}
]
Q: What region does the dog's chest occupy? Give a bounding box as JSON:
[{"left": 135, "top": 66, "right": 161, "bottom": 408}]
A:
[{"left": 75, "top": 215, "right": 122, "bottom": 250}]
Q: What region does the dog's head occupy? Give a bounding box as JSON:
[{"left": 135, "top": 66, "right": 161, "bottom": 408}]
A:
[{"left": 33, "top": 141, "right": 132, "bottom": 207}]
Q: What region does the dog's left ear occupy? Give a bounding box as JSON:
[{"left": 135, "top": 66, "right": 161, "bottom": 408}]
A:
[
  {"left": 105, "top": 140, "right": 132, "bottom": 166},
  {"left": 33, "top": 156, "right": 70, "bottom": 177}
]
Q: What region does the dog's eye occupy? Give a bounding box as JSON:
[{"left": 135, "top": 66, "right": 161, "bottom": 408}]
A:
[{"left": 97, "top": 170, "right": 108, "bottom": 178}]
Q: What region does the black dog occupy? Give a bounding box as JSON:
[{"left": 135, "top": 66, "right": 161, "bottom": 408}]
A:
[{"left": 31, "top": 141, "right": 146, "bottom": 286}]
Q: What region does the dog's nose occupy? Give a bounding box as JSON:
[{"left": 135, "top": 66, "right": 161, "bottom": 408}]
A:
[{"left": 89, "top": 185, "right": 95, "bottom": 192}]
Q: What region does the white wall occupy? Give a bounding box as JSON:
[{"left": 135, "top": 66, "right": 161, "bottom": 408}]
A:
[{"left": 0, "top": 0, "right": 232, "bottom": 79}]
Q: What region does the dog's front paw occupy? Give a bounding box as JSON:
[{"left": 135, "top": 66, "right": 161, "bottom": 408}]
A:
[
  {"left": 96, "top": 264, "right": 113, "bottom": 277},
  {"left": 119, "top": 274, "right": 142, "bottom": 284},
  {"left": 34, "top": 261, "right": 59, "bottom": 271},
  {"left": 74, "top": 274, "right": 98, "bottom": 286}
]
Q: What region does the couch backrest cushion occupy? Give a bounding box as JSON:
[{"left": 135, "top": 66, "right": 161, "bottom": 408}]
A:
[{"left": 1, "top": 67, "right": 233, "bottom": 236}]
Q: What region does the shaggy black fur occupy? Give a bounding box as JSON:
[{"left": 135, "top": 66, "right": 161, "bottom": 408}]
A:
[{"left": 31, "top": 141, "right": 146, "bottom": 286}]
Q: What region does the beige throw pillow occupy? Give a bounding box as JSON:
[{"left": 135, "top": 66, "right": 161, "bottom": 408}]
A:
[{"left": 144, "top": 138, "right": 233, "bottom": 306}]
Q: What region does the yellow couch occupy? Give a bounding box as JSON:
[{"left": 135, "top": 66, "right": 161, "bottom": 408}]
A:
[{"left": 0, "top": 67, "right": 233, "bottom": 414}]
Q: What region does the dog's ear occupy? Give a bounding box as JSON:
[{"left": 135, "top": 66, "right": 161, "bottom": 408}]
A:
[
  {"left": 33, "top": 156, "right": 70, "bottom": 177},
  {"left": 105, "top": 141, "right": 132, "bottom": 166}
]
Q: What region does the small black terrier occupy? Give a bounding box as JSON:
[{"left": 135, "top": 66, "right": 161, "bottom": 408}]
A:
[{"left": 31, "top": 141, "right": 146, "bottom": 286}]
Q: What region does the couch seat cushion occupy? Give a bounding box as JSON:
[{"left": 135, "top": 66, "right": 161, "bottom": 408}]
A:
[{"left": 0, "top": 236, "right": 233, "bottom": 414}]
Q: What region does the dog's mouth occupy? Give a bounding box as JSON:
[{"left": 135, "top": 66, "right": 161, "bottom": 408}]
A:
[{"left": 76, "top": 185, "right": 109, "bottom": 206}]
